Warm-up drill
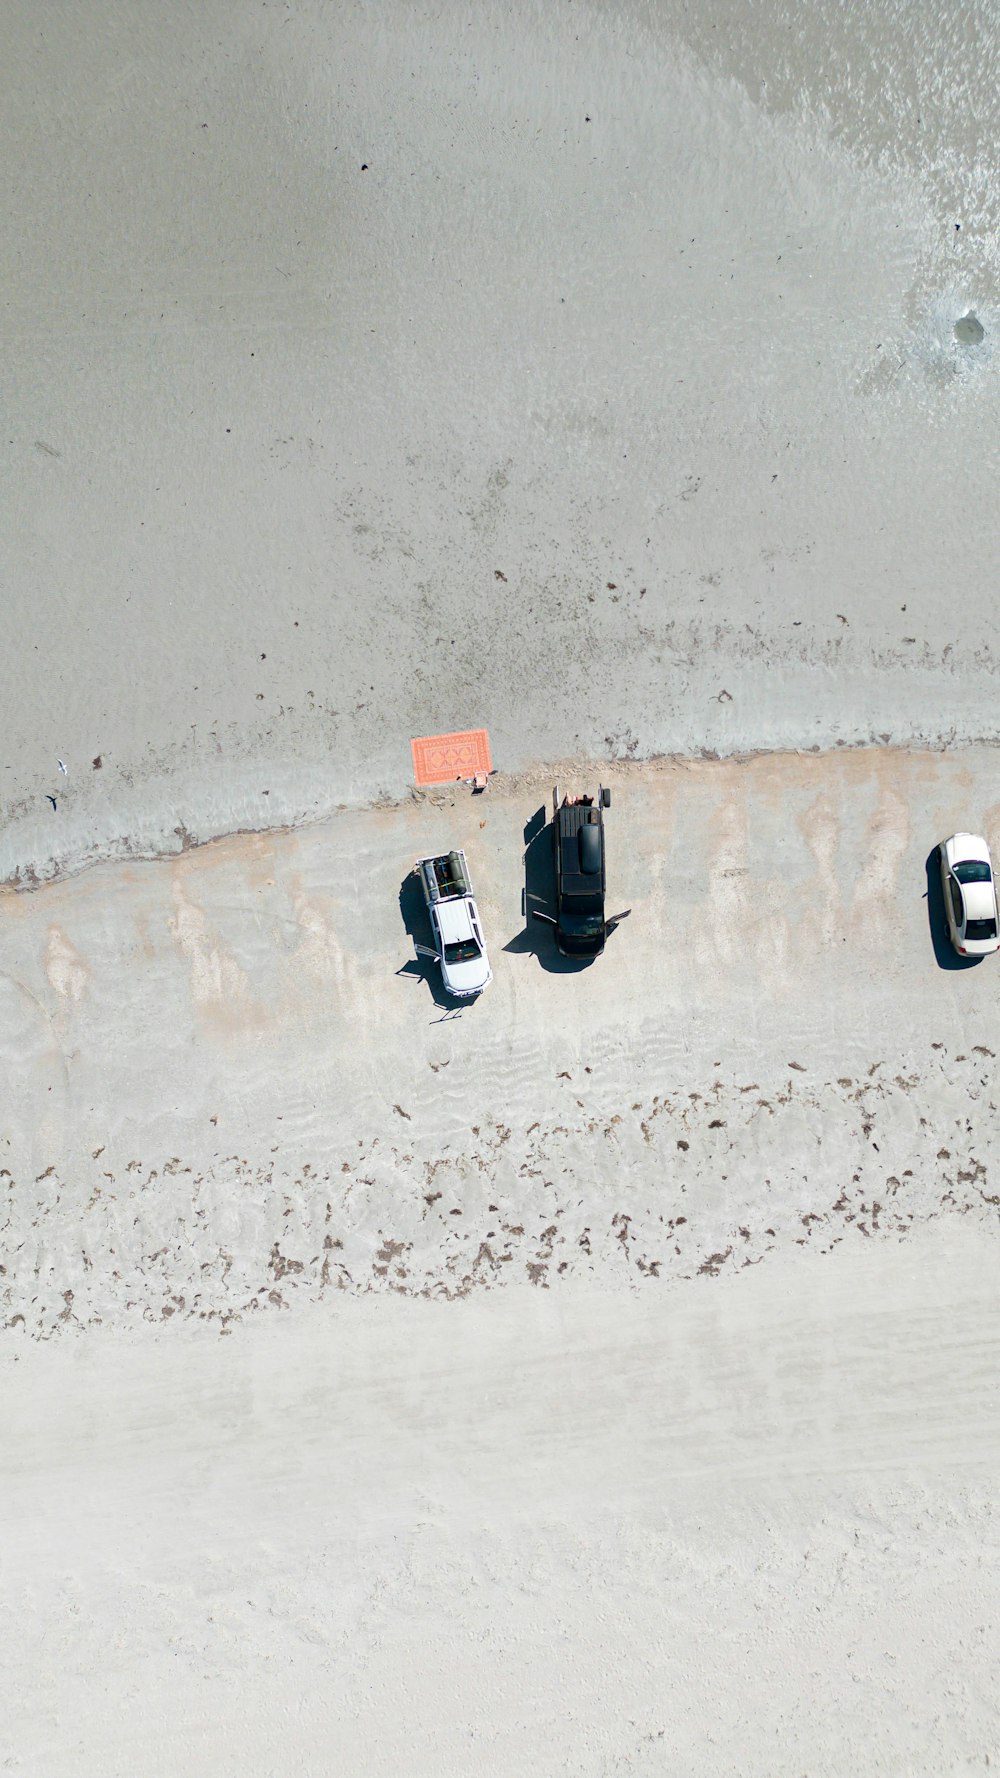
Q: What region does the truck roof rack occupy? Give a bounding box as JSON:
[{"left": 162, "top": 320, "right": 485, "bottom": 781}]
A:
[{"left": 418, "top": 849, "right": 470, "bottom": 902}]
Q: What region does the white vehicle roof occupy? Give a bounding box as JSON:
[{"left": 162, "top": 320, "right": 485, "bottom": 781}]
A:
[{"left": 436, "top": 898, "right": 476, "bottom": 944}]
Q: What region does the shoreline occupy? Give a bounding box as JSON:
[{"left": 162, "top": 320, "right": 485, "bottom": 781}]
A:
[{"left": 5, "top": 729, "right": 1000, "bottom": 894}]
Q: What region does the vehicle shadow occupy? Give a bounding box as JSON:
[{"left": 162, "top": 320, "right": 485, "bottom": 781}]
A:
[
  {"left": 397, "top": 870, "right": 471, "bottom": 1014},
  {"left": 925, "top": 847, "right": 982, "bottom": 970},
  {"left": 503, "top": 804, "right": 595, "bottom": 973}
]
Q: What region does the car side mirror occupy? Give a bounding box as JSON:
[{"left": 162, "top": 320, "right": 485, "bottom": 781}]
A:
[
  {"left": 532, "top": 910, "right": 557, "bottom": 926},
  {"left": 414, "top": 943, "right": 438, "bottom": 958}
]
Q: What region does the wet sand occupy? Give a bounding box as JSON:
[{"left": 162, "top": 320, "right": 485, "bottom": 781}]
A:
[{"left": 2, "top": 0, "right": 999, "bottom": 885}]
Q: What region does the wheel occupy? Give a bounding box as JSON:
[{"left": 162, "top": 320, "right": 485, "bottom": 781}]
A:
[{"left": 600, "top": 786, "right": 611, "bottom": 808}]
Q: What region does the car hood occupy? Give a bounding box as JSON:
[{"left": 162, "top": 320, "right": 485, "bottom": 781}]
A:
[
  {"left": 557, "top": 928, "right": 604, "bottom": 957},
  {"left": 947, "top": 833, "right": 992, "bottom": 866},
  {"left": 442, "top": 956, "right": 492, "bottom": 995}
]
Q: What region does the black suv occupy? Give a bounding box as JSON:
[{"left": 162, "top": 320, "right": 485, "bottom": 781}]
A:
[{"left": 544, "top": 784, "right": 612, "bottom": 957}]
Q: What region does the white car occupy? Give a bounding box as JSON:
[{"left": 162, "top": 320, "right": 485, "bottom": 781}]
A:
[
  {"left": 414, "top": 850, "right": 493, "bottom": 997},
  {"left": 939, "top": 833, "right": 1000, "bottom": 956},
  {"left": 430, "top": 893, "right": 492, "bottom": 996}
]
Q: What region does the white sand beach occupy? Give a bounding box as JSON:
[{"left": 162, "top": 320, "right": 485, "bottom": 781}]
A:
[{"left": 3, "top": 3, "right": 1000, "bottom": 1773}]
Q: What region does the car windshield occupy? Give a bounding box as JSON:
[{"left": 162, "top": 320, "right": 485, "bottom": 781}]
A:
[
  {"left": 954, "top": 860, "right": 992, "bottom": 884},
  {"left": 559, "top": 910, "right": 604, "bottom": 939},
  {"left": 966, "top": 918, "right": 997, "bottom": 941},
  {"left": 444, "top": 938, "right": 482, "bottom": 964}
]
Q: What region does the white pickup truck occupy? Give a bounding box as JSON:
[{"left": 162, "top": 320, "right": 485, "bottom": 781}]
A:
[{"left": 413, "top": 849, "right": 493, "bottom": 997}]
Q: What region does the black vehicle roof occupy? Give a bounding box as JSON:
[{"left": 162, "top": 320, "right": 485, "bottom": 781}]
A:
[{"left": 556, "top": 802, "right": 605, "bottom": 899}]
